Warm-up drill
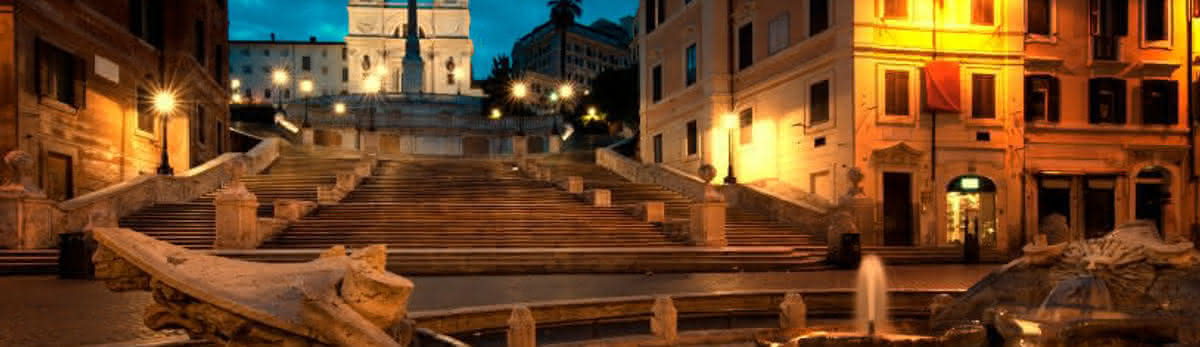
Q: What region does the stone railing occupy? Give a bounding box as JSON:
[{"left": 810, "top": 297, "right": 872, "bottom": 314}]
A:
[
  {"left": 724, "top": 184, "right": 829, "bottom": 230},
  {"left": 595, "top": 147, "right": 708, "bottom": 202},
  {"left": 54, "top": 138, "right": 283, "bottom": 238}
]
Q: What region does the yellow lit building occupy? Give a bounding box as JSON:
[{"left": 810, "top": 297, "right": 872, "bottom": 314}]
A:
[{"left": 637, "top": 0, "right": 1196, "bottom": 251}]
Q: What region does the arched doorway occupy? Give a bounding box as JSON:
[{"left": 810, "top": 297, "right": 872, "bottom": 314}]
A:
[
  {"left": 526, "top": 136, "right": 547, "bottom": 154},
  {"left": 1135, "top": 167, "right": 1171, "bottom": 237},
  {"left": 946, "top": 175, "right": 997, "bottom": 248},
  {"left": 462, "top": 136, "right": 490, "bottom": 156}
]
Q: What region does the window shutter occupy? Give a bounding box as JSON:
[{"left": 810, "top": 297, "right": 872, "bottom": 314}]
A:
[
  {"left": 1088, "top": 78, "right": 1101, "bottom": 123},
  {"left": 1113, "top": 79, "right": 1127, "bottom": 124},
  {"left": 74, "top": 55, "right": 87, "bottom": 108},
  {"left": 1166, "top": 81, "right": 1179, "bottom": 124},
  {"left": 35, "top": 40, "right": 49, "bottom": 98},
  {"left": 1112, "top": 0, "right": 1128, "bottom": 36},
  {"left": 1024, "top": 76, "right": 1035, "bottom": 121},
  {"left": 1048, "top": 76, "right": 1060, "bottom": 122}
]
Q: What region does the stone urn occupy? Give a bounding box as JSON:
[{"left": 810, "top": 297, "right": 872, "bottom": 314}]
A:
[
  {"left": 697, "top": 164, "right": 724, "bottom": 202},
  {"left": 698, "top": 164, "right": 717, "bottom": 183}
]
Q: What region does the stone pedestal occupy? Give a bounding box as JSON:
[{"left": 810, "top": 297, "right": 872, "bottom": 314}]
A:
[
  {"left": 689, "top": 202, "right": 727, "bottom": 247},
  {"left": 549, "top": 135, "right": 563, "bottom": 153},
  {"left": 564, "top": 176, "right": 583, "bottom": 194},
  {"left": 779, "top": 292, "right": 807, "bottom": 331},
  {"left": 0, "top": 190, "right": 56, "bottom": 249},
  {"left": 273, "top": 199, "right": 315, "bottom": 222},
  {"left": 847, "top": 196, "right": 879, "bottom": 246},
  {"left": 214, "top": 188, "right": 260, "bottom": 249},
  {"left": 360, "top": 131, "right": 380, "bottom": 154},
  {"left": 507, "top": 306, "right": 536, "bottom": 347},
  {"left": 586, "top": 189, "right": 611, "bottom": 207},
  {"left": 301, "top": 128, "right": 314, "bottom": 146},
  {"left": 641, "top": 201, "right": 665, "bottom": 223},
  {"left": 512, "top": 136, "right": 527, "bottom": 158},
  {"left": 651, "top": 296, "right": 677, "bottom": 343}
]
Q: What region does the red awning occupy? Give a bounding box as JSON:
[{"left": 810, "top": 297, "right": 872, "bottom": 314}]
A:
[{"left": 924, "top": 60, "right": 961, "bottom": 113}]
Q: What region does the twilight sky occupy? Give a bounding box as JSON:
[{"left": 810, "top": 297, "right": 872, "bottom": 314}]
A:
[{"left": 229, "top": 0, "right": 638, "bottom": 80}]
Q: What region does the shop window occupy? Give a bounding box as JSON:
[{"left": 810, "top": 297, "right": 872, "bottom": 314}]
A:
[
  {"left": 1084, "top": 177, "right": 1116, "bottom": 239},
  {"left": 947, "top": 176, "right": 997, "bottom": 247},
  {"left": 1141, "top": 79, "right": 1178, "bottom": 125},
  {"left": 1037, "top": 177, "right": 1072, "bottom": 244},
  {"left": 1135, "top": 167, "right": 1171, "bottom": 236},
  {"left": 1025, "top": 75, "right": 1060, "bottom": 122}
]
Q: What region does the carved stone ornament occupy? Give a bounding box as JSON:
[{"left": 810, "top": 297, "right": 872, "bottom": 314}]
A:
[
  {"left": 91, "top": 228, "right": 414, "bottom": 346},
  {"left": 870, "top": 142, "right": 923, "bottom": 167},
  {"left": 698, "top": 164, "right": 717, "bottom": 183},
  {"left": 223, "top": 158, "right": 249, "bottom": 194},
  {"left": 845, "top": 167, "right": 865, "bottom": 198},
  {"left": 2, "top": 150, "right": 41, "bottom": 194}
]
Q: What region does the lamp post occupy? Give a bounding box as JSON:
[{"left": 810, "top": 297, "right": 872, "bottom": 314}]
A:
[
  {"left": 363, "top": 75, "right": 381, "bottom": 131},
  {"left": 154, "top": 91, "right": 177, "bottom": 176},
  {"left": 271, "top": 69, "right": 289, "bottom": 110},
  {"left": 557, "top": 83, "right": 574, "bottom": 136},
  {"left": 723, "top": 112, "right": 739, "bottom": 185},
  {"left": 299, "top": 79, "right": 313, "bottom": 127},
  {"left": 511, "top": 81, "right": 529, "bottom": 135}
]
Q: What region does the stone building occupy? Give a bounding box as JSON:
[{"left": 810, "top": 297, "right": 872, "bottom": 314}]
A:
[
  {"left": 511, "top": 17, "right": 636, "bottom": 88},
  {"left": 345, "top": 0, "right": 481, "bottom": 95},
  {"left": 635, "top": 0, "right": 1198, "bottom": 251},
  {"left": 229, "top": 38, "right": 349, "bottom": 104},
  {"left": 0, "top": 0, "right": 230, "bottom": 201}
]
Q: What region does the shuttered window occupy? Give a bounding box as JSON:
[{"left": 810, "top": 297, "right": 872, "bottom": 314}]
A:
[
  {"left": 768, "top": 13, "right": 790, "bottom": 55},
  {"left": 971, "top": 74, "right": 996, "bottom": 119},
  {"left": 883, "top": 0, "right": 907, "bottom": 19},
  {"left": 36, "top": 40, "right": 85, "bottom": 108},
  {"left": 1145, "top": 0, "right": 1167, "bottom": 41},
  {"left": 1141, "top": 79, "right": 1178, "bottom": 125},
  {"left": 738, "top": 23, "right": 753, "bottom": 70},
  {"left": 1088, "top": 77, "right": 1126, "bottom": 124},
  {"left": 810, "top": 80, "right": 830, "bottom": 125},
  {"left": 972, "top": 0, "right": 994, "bottom": 25},
  {"left": 1025, "top": 75, "right": 1060, "bottom": 123},
  {"left": 652, "top": 65, "right": 663, "bottom": 102},
  {"left": 1027, "top": 0, "right": 1051, "bottom": 35},
  {"left": 685, "top": 44, "right": 697, "bottom": 86},
  {"left": 884, "top": 70, "right": 909, "bottom": 116}
]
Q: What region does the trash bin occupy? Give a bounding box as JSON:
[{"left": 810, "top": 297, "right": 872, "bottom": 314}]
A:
[
  {"left": 59, "top": 232, "right": 96, "bottom": 279},
  {"left": 963, "top": 229, "right": 980, "bottom": 264},
  {"left": 832, "top": 233, "right": 861, "bottom": 269}
]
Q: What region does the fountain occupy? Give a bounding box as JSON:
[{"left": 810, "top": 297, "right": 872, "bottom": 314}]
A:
[{"left": 856, "top": 254, "right": 889, "bottom": 336}]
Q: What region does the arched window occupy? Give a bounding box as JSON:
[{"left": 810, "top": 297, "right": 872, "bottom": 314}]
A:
[{"left": 946, "top": 175, "right": 997, "bottom": 247}]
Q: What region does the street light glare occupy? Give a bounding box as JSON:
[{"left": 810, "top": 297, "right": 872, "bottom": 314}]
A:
[
  {"left": 231, "top": 79, "right": 241, "bottom": 89},
  {"left": 153, "top": 91, "right": 176, "bottom": 114},
  {"left": 511, "top": 82, "right": 528, "bottom": 98},
  {"left": 334, "top": 102, "right": 347, "bottom": 114},
  {"left": 490, "top": 108, "right": 502, "bottom": 119},
  {"left": 559, "top": 84, "right": 574, "bottom": 99},
  {"left": 271, "top": 69, "right": 289, "bottom": 85},
  {"left": 231, "top": 93, "right": 243, "bottom": 104},
  {"left": 363, "top": 76, "right": 382, "bottom": 94},
  {"left": 723, "top": 112, "right": 739, "bottom": 129},
  {"left": 374, "top": 65, "right": 387, "bottom": 77},
  {"left": 299, "top": 79, "right": 314, "bottom": 93}
]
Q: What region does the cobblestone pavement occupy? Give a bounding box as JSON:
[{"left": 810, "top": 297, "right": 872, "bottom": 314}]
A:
[{"left": 0, "top": 265, "right": 996, "bottom": 346}]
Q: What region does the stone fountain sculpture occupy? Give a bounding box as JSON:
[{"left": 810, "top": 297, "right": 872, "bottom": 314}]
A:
[
  {"left": 932, "top": 220, "right": 1200, "bottom": 345},
  {"left": 91, "top": 228, "right": 415, "bottom": 346}
]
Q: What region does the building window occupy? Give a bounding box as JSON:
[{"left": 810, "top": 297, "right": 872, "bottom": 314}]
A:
[
  {"left": 653, "top": 134, "right": 663, "bottom": 163},
  {"left": 737, "top": 23, "right": 753, "bottom": 70},
  {"left": 194, "top": 20, "right": 206, "bottom": 64},
  {"left": 884, "top": 70, "right": 909, "bottom": 116},
  {"left": 768, "top": 13, "right": 790, "bottom": 55},
  {"left": 971, "top": 74, "right": 996, "bottom": 119},
  {"left": 213, "top": 44, "right": 224, "bottom": 82},
  {"left": 1145, "top": 0, "right": 1167, "bottom": 42},
  {"left": 1091, "top": 0, "right": 1127, "bottom": 60},
  {"left": 883, "top": 0, "right": 907, "bottom": 19},
  {"left": 137, "top": 88, "right": 155, "bottom": 133},
  {"left": 652, "top": 64, "right": 663, "bottom": 102},
  {"left": 810, "top": 80, "right": 830, "bottom": 125},
  {"left": 645, "top": 0, "right": 657, "bottom": 32},
  {"left": 302, "top": 56, "right": 311, "bottom": 71},
  {"left": 243, "top": 66, "right": 251, "bottom": 74},
  {"left": 686, "top": 120, "right": 698, "bottom": 156},
  {"left": 343, "top": 68, "right": 349, "bottom": 82},
  {"left": 685, "top": 44, "right": 697, "bottom": 86},
  {"left": 1027, "top": 0, "right": 1051, "bottom": 36},
  {"left": 128, "top": 0, "right": 163, "bottom": 48},
  {"left": 281, "top": 48, "right": 289, "bottom": 57},
  {"left": 810, "top": 0, "right": 829, "bottom": 35},
  {"left": 1025, "top": 75, "right": 1060, "bottom": 122},
  {"left": 194, "top": 105, "right": 206, "bottom": 145},
  {"left": 657, "top": 0, "right": 665, "bottom": 24},
  {"left": 1088, "top": 77, "right": 1126, "bottom": 124},
  {"left": 263, "top": 49, "right": 270, "bottom": 57},
  {"left": 972, "top": 0, "right": 994, "bottom": 25},
  {"left": 342, "top": 47, "right": 348, "bottom": 60},
  {"left": 1142, "top": 79, "right": 1178, "bottom": 125},
  {"left": 739, "top": 109, "right": 753, "bottom": 144},
  {"left": 36, "top": 40, "right": 84, "bottom": 107}
]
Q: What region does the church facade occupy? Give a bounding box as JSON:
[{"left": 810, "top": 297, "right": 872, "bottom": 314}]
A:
[{"left": 346, "top": 0, "right": 479, "bottom": 95}]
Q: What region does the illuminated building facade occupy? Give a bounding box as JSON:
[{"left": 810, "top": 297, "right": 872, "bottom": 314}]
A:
[
  {"left": 636, "top": 0, "right": 1197, "bottom": 250},
  {"left": 229, "top": 38, "right": 349, "bottom": 104},
  {"left": 0, "top": 0, "right": 230, "bottom": 200},
  {"left": 345, "top": 0, "right": 481, "bottom": 95}
]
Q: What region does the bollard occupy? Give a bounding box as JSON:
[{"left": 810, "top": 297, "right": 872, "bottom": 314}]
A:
[
  {"left": 779, "top": 292, "right": 807, "bottom": 331},
  {"left": 587, "top": 189, "right": 611, "bottom": 207},
  {"left": 651, "top": 296, "right": 678, "bottom": 343},
  {"left": 507, "top": 306, "right": 536, "bottom": 347},
  {"left": 641, "top": 201, "right": 665, "bottom": 223}
]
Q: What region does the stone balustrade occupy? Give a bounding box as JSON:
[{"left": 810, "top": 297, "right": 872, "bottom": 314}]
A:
[
  {"left": 0, "top": 138, "right": 283, "bottom": 249},
  {"left": 596, "top": 147, "right": 708, "bottom": 201},
  {"left": 584, "top": 189, "right": 611, "bottom": 207},
  {"left": 317, "top": 157, "right": 377, "bottom": 205}
]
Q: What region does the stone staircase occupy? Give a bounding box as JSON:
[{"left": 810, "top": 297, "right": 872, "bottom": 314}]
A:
[
  {"left": 533, "top": 153, "right": 825, "bottom": 247},
  {"left": 116, "top": 149, "right": 362, "bottom": 249},
  {"left": 262, "top": 159, "right": 679, "bottom": 249},
  {"left": 0, "top": 250, "right": 59, "bottom": 274}
]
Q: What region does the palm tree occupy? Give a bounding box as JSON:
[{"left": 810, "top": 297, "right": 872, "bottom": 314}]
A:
[{"left": 548, "top": 0, "right": 582, "bottom": 80}]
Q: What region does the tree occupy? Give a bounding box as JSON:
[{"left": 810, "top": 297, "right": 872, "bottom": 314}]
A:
[
  {"left": 576, "top": 64, "right": 639, "bottom": 134},
  {"left": 548, "top": 0, "right": 582, "bottom": 79},
  {"left": 481, "top": 55, "right": 518, "bottom": 118}
]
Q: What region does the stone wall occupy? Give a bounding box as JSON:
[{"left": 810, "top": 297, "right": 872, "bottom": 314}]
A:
[
  {"left": 52, "top": 138, "right": 282, "bottom": 237},
  {"left": 724, "top": 184, "right": 829, "bottom": 232}
]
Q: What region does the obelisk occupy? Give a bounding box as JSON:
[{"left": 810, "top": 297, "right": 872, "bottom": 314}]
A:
[{"left": 401, "top": 0, "right": 424, "bottom": 93}]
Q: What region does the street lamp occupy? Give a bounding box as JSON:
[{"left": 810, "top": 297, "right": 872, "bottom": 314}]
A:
[
  {"left": 299, "top": 79, "right": 314, "bottom": 127},
  {"left": 723, "top": 112, "right": 739, "bottom": 184},
  {"left": 153, "top": 90, "right": 177, "bottom": 176},
  {"left": 490, "top": 108, "right": 503, "bottom": 120},
  {"left": 558, "top": 84, "right": 574, "bottom": 100},
  {"left": 334, "top": 102, "right": 347, "bottom": 115},
  {"left": 231, "top": 93, "right": 243, "bottom": 104},
  {"left": 510, "top": 81, "right": 530, "bottom": 135},
  {"left": 511, "top": 82, "right": 528, "bottom": 99},
  {"left": 271, "top": 69, "right": 289, "bottom": 110}
]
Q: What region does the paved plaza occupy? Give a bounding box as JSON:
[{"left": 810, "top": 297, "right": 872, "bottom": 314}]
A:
[{"left": 0, "top": 265, "right": 997, "bottom": 346}]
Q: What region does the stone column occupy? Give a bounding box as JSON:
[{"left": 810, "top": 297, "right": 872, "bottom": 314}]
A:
[
  {"left": 651, "top": 296, "right": 677, "bottom": 343},
  {"left": 507, "top": 306, "right": 536, "bottom": 347},
  {"left": 512, "top": 136, "right": 527, "bottom": 158},
  {"left": 0, "top": 151, "right": 56, "bottom": 249},
  {"left": 548, "top": 135, "right": 563, "bottom": 153},
  {"left": 690, "top": 165, "right": 727, "bottom": 247},
  {"left": 214, "top": 185, "right": 260, "bottom": 249},
  {"left": 586, "top": 189, "right": 611, "bottom": 207},
  {"left": 301, "top": 128, "right": 314, "bottom": 147}
]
